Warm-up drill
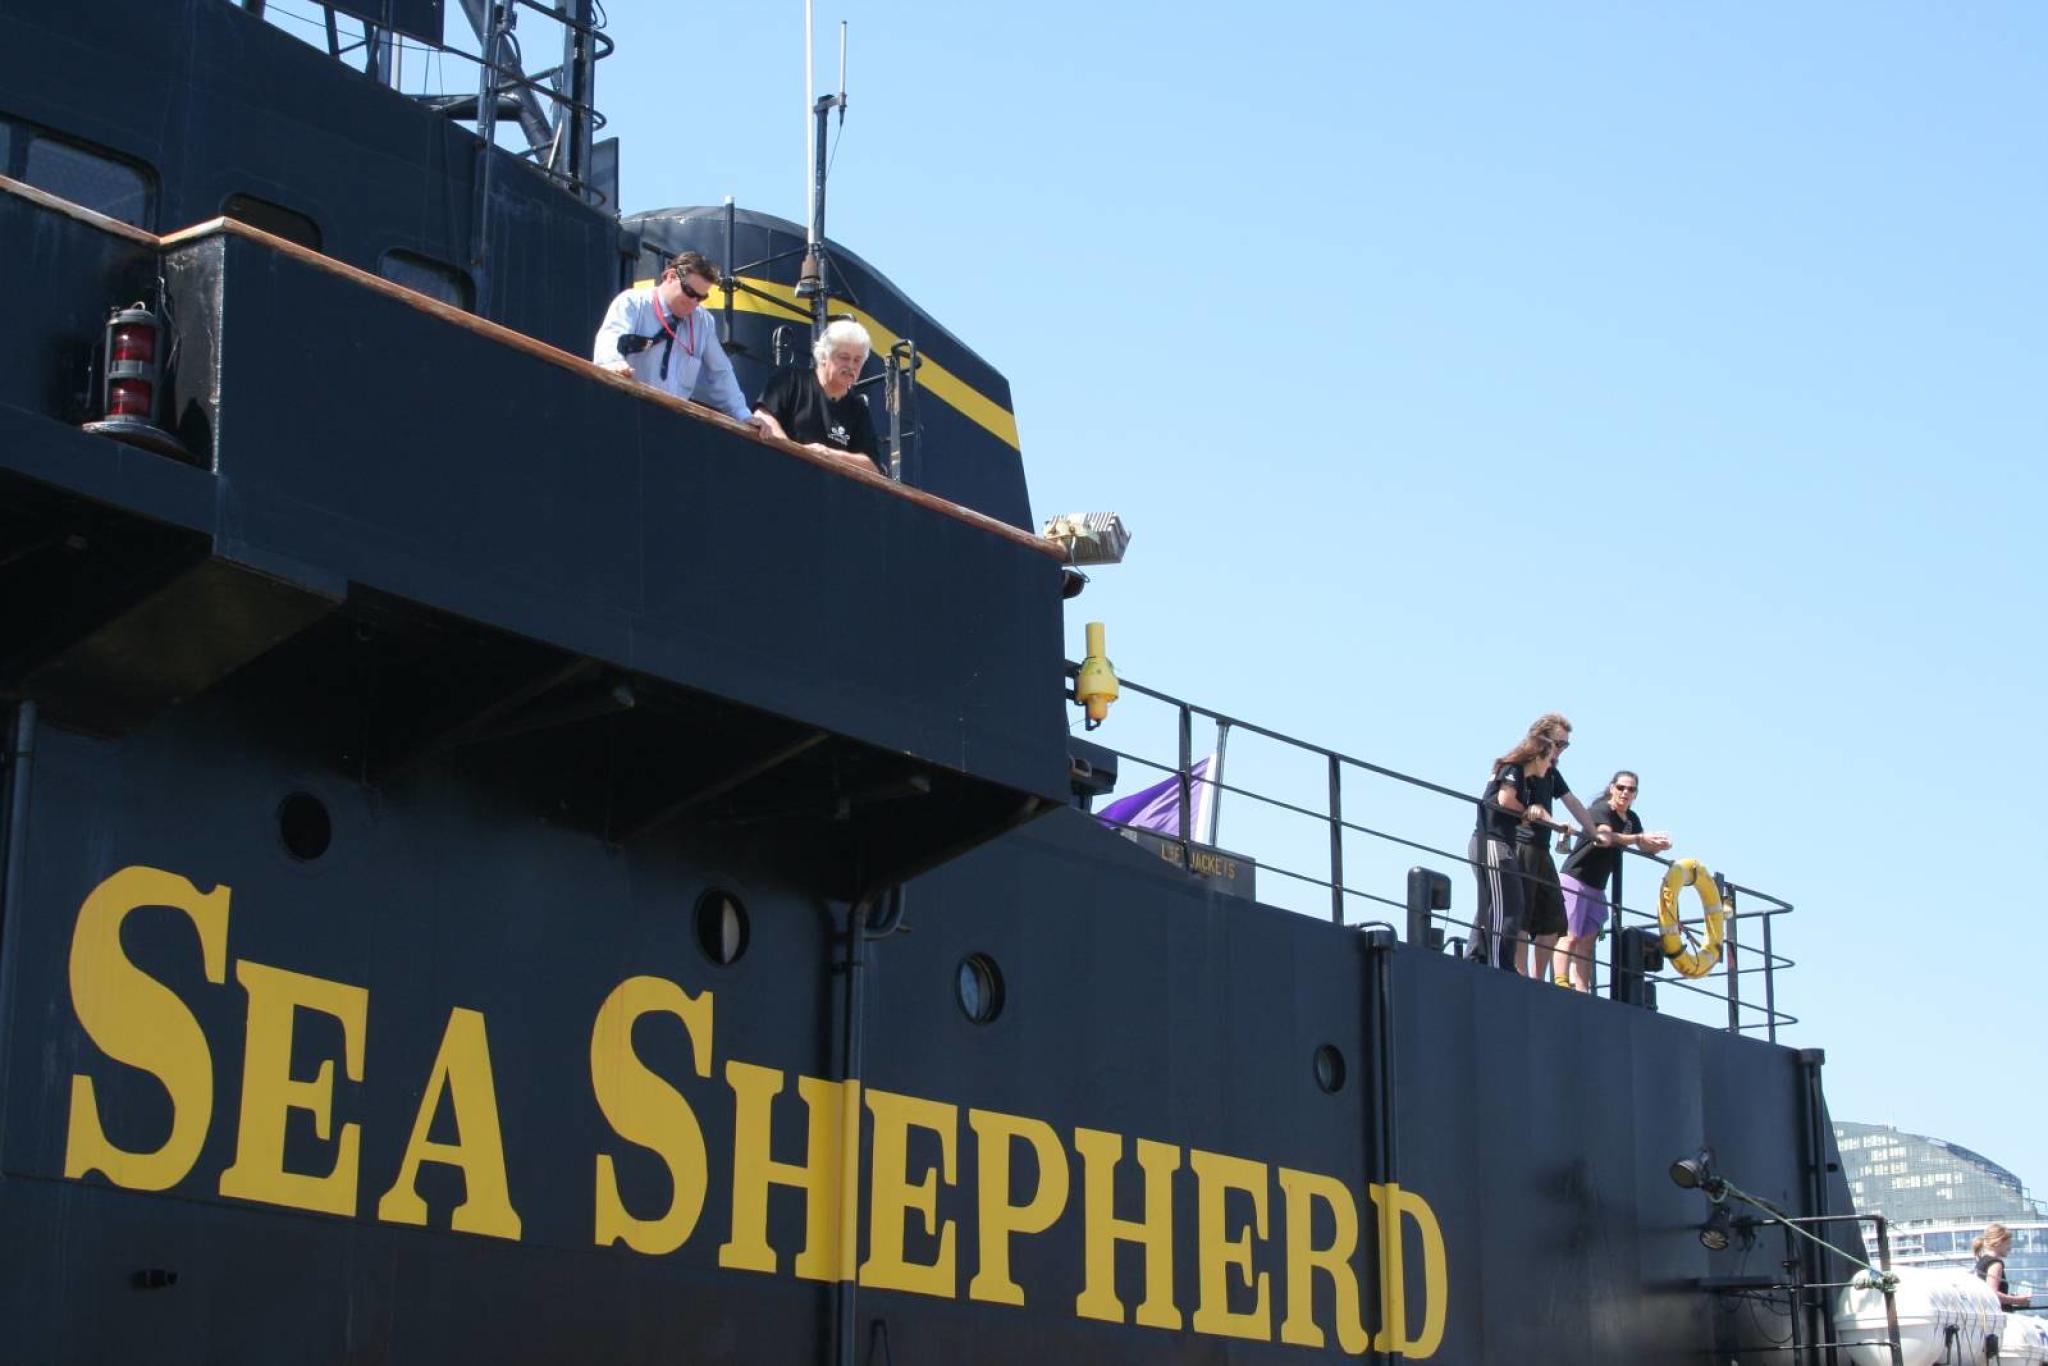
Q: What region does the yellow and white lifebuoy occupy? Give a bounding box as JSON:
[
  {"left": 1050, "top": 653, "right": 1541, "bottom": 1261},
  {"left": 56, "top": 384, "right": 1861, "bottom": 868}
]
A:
[{"left": 1657, "top": 859, "right": 1727, "bottom": 979}]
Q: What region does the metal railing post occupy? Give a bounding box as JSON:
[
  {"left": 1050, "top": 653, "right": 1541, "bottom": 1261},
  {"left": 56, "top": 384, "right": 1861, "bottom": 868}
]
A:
[
  {"left": 1763, "top": 910, "right": 1779, "bottom": 1043},
  {"left": 469, "top": 0, "right": 507, "bottom": 305},
  {"left": 1605, "top": 859, "right": 1625, "bottom": 1000},
  {"left": 558, "top": 0, "right": 597, "bottom": 194},
  {"left": 1176, "top": 705, "right": 1193, "bottom": 863},
  {"left": 1721, "top": 877, "right": 1739, "bottom": 1034},
  {"left": 1870, "top": 1215, "right": 1903, "bottom": 1366},
  {"left": 722, "top": 197, "right": 737, "bottom": 342},
  {"left": 1327, "top": 755, "right": 1344, "bottom": 925}
]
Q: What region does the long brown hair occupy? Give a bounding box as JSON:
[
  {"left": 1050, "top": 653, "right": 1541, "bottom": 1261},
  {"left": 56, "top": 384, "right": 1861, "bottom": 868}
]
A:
[{"left": 1494, "top": 735, "right": 1554, "bottom": 772}]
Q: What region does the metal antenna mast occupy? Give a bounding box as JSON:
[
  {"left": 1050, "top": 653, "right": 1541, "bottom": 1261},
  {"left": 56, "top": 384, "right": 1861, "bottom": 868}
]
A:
[{"left": 796, "top": 7, "right": 846, "bottom": 340}]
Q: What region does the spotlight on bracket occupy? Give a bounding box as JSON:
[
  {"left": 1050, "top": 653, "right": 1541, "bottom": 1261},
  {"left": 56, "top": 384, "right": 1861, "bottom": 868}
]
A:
[
  {"left": 1042, "top": 512, "right": 1131, "bottom": 567},
  {"left": 1669, "top": 1148, "right": 1725, "bottom": 1198},
  {"left": 1698, "top": 1204, "right": 1734, "bottom": 1251}
]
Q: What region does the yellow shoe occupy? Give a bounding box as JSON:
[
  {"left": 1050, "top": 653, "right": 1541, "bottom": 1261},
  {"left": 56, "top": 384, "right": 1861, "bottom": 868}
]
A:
[{"left": 1553, "top": 974, "right": 1573, "bottom": 988}]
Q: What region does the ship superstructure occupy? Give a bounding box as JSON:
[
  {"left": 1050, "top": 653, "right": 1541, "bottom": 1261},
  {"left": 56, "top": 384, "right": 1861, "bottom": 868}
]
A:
[{"left": 0, "top": 3, "right": 1892, "bottom": 1362}]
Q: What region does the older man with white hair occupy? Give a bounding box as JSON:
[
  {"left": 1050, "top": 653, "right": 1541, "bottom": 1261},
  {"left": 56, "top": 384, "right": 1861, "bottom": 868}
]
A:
[{"left": 753, "top": 318, "right": 883, "bottom": 474}]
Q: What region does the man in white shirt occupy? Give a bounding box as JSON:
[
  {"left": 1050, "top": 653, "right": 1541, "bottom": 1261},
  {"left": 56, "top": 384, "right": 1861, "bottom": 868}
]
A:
[{"left": 593, "top": 250, "right": 766, "bottom": 433}]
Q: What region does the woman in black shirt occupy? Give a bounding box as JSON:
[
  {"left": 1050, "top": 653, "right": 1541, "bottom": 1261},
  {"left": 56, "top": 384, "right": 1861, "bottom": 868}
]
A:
[
  {"left": 1555, "top": 771, "right": 1671, "bottom": 992},
  {"left": 1974, "top": 1223, "right": 2034, "bottom": 1309},
  {"left": 1465, "top": 733, "right": 1557, "bottom": 972}
]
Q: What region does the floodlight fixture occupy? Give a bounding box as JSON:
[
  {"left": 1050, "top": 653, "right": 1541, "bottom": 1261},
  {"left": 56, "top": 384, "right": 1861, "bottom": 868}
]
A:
[
  {"left": 795, "top": 252, "right": 824, "bottom": 299},
  {"left": 1669, "top": 1148, "right": 1724, "bottom": 1197},
  {"left": 1670, "top": 1152, "right": 1885, "bottom": 1280},
  {"left": 1043, "top": 513, "right": 1131, "bottom": 567}
]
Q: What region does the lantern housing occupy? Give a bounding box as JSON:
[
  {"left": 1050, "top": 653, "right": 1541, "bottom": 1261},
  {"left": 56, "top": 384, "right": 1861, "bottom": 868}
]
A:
[{"left": 81, "top": 300, "right": 189, "bottom": 460}]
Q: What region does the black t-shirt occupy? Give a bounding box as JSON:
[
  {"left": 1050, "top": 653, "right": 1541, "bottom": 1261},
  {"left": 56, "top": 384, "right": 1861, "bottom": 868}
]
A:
[
  {"left": 755, "top": 366, "right": 882, "bottom": 473},
  {"left": 1559, "top": 797, "right": 1643, "bottom": 887},
  {"left": 1514, "top": 766, "right": 1571, "bottom": 847},
  {"left": 1475, "top": 762, "right": 1532, "bottom": 843}
]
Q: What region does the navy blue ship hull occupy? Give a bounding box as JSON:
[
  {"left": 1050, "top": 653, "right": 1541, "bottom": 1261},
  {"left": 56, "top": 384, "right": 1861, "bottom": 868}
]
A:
[{"left": 0, "top": 698, "right": 1851, "bottom": 1364}]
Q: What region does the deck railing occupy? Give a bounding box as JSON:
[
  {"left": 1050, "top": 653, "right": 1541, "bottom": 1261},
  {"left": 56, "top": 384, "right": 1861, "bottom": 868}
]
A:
[{"left": 1069, "top": 666, "right": 1796, "bottom": 1041}]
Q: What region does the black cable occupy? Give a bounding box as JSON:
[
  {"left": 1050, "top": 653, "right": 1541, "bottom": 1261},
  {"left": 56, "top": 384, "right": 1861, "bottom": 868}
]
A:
[{"left": 155, "top": 270, "right": 180, "bottom": 394}]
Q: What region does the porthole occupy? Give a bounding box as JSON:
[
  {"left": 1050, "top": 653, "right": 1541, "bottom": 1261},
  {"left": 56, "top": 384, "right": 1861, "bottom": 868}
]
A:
[
  {"left": 1313, "top": 1044, "right": 1347, "bottom": 1094},
  {"left": 956, "top": 953, "right": 1005, "bottom": 1025},
  {"left": 277, "top": 791, "right": 332, "bottom": 861},
  {"left": 695, "top": 889, "right": 750, "bottom": 965}
]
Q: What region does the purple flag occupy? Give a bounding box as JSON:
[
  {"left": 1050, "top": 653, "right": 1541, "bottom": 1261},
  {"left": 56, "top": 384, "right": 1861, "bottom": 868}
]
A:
[{"left": 1098, "top": 756, "right": 1216, "bottom": 841}]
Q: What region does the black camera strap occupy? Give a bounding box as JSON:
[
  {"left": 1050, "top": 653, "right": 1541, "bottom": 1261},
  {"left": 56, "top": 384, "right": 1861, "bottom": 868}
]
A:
[{"left": 614, "top": 297, "right": 695, "bottom": 383}]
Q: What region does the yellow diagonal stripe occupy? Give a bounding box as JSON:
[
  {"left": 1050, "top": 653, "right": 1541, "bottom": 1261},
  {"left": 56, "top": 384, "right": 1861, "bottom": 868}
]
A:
[{"left": 638, "top": 275, "right": 1021, "bottom": 451}]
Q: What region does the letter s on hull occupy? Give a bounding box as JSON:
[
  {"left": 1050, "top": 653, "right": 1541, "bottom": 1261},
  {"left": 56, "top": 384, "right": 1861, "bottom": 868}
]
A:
[
  {"left": 64, "top": 866, "right": 232, "bottom": 1192},
  {"left": 591, "top": 976, "right": 715, "bottom": 1255}
]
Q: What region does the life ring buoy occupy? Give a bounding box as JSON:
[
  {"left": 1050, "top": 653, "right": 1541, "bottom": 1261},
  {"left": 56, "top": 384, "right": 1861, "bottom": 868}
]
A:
[{"left": 1657, "top": 859, "right": 1726, "bottom": 979}]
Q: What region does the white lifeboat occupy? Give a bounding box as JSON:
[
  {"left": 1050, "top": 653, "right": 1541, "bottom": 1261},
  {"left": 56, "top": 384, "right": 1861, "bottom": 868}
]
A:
[{"left": 1834, "top": 1266, "right": 2048, "bottom": 1366}]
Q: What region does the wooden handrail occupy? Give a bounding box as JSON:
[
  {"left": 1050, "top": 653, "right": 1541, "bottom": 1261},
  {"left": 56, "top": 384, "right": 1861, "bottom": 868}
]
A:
[{"left": 4, "top": 174, "right": 1064, "bottom": 561}]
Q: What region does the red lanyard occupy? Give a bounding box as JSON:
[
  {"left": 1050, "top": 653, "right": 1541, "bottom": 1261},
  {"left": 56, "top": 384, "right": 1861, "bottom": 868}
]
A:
[{"left": 656, "top": 298, "right": 696, "bottom": 358}]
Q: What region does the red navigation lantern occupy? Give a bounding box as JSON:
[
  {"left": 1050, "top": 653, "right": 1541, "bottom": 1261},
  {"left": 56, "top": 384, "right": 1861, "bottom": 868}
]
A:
[{"left": 82, "top": 300, "right": 189, "bottom": 459}]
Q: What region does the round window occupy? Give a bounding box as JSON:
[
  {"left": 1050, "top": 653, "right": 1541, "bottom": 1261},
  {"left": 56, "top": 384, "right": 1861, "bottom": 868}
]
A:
[
  {"left": 1313, "top": 1044, "right": 1347, "bottom": 1094},
  {"left": 694, "top": 889, "right": 750, "bottom": 965},
  {"left": 956, "top": 953, "right": 1005, "bottom": 1025},
  {"left": 277, "top": 791, "right": 332, "bottom": 861}
]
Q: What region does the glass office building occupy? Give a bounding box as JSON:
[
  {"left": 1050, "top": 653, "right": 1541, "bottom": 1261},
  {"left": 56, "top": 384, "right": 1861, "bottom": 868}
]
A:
[{"left": 1837, "top": 1121, "right": 2048, "bottom": 1308}]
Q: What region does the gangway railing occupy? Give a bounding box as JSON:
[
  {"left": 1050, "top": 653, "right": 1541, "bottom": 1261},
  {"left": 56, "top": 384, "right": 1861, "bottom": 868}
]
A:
[{"left": 1068, "top": 667, "right": 1798, "bottom": 1041}]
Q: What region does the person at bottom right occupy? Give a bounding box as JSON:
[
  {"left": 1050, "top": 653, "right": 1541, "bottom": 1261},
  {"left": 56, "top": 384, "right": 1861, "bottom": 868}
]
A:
[{"left": 1975, "top": 1222, "right": 2035, "bottom": 1310}]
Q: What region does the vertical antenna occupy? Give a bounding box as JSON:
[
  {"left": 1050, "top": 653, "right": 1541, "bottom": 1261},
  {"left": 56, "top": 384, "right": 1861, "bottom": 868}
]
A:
[
  {"left": 804, "top": 0, "right": 816, "bottom": 261},
  {"left": 796, "top": 7, "right": 844, "bottom": 333}
]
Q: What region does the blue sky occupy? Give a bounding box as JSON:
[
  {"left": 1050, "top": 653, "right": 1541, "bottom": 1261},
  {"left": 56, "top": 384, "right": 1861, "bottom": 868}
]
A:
[{"left": 424, "top": 4, "right": 2048, "bottom": 1198}]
